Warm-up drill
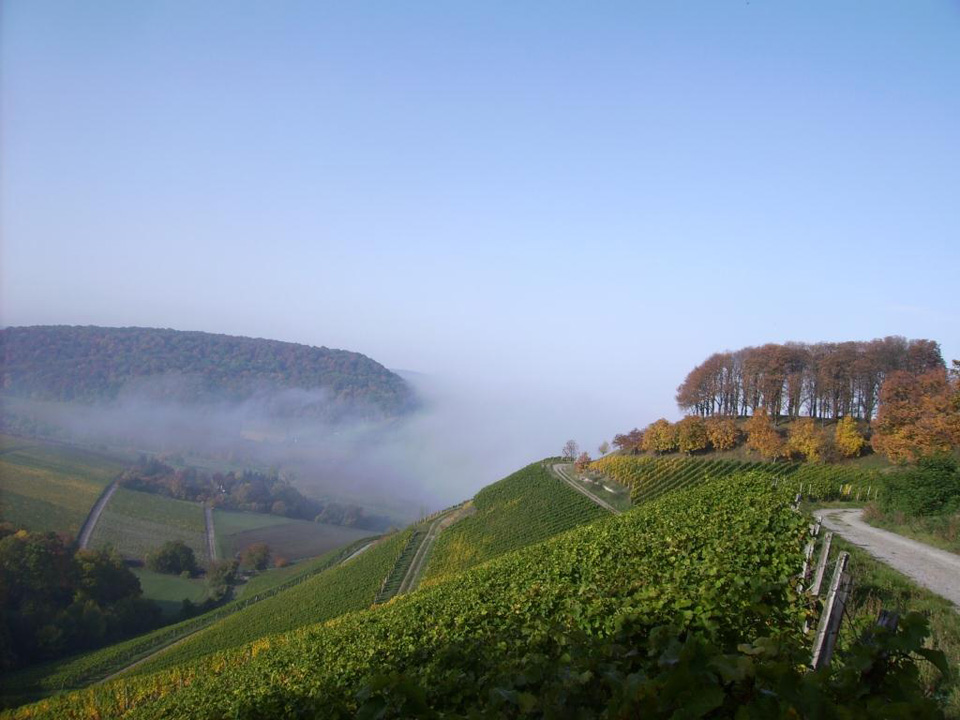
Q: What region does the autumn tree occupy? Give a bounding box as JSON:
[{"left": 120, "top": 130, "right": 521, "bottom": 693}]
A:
[
  {"left": 786, "top": 417, "right": 827, "bottom": 462},
  {"left": 597, "top": 441, "right": 610, "bottom": 456},
  {"left": 676, "top": 336, "right": 944, "bottom": 421},
  {"left": 561, "top": 440, "right": 579, "bottom": 461},
  {"left": 240, "top": 543, "right": 271, "bottom": 572},
  {"left": 612, "top": 429, "right": 643, "bottom": 454},
  {"left": 642, "top": 419, "right": 678, "bottom": 455},
  {"left": 705, "top": 417, "right": 741, "bottom": 451},
  {"left": 676, "top": 415, "right": 709, "bottom": 455},
  {"left": 574, "top": 452, "right": 592, "bottom": 472},
  {"left": 834, "top": 416, "right": 866, "bottom": 458},
  {"left": 745, "top": 409, "right": 785, "bottom": 460},
  {"left": 872, "top": 369, "right": 960, "bottom": 463}
]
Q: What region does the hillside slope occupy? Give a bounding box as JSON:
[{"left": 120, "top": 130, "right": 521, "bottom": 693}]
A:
[
  {"left": 124, "top": 530, "right": 409, "bottom": 677},
  {"left": 0, "top": 326, "right": 414, "bottom": 419},
  {"left": 7, "top": 475, "right": 818, "bottom": 718},
  {"left": 421, "top": 462, "right": 606, "bottom": 585}
]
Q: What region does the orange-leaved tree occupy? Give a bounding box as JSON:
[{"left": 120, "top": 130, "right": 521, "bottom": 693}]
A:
[
  {"left": 642, "top": 419, "right": 678, "bottom": 455},
  {"left": 872, "top": 368, "right": 960, "bottom": 463},
  {"left": 786, "top": 417, "right": 827, "bottom": 462},
  {"left": 834, "top": 415, "right": 866, "bottom": 458},
  {"left": 745, "top": 408, "right": 786, "bottom": 460},
  {"left": 677, "top": 415, "right": 709, "bottom": 455},
  {"left": 705, "top": 416, "right": 741, "bottom": 451}
]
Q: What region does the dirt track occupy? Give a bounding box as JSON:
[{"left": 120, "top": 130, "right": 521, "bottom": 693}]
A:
[
  {"left": 552, "top": 464, "right": 620, "bottom": 514},
  {"left": 77, "top": 481, "right": 118, "bottom": 549},
  {"left": 819, "top": 508, "right": 960, "bottom": 611},
  {"left": 203, "top": 504, "right": 217, "bottom": 562}
]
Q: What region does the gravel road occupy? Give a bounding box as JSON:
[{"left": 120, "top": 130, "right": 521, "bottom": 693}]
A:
[{"left": 819, "top": 508, "right": 960, "bottom": 610}]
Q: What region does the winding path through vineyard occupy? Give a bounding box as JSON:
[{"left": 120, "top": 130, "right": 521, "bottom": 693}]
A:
[
  {"left": 77, "top": 480, "right": 118, "bottom": 549},
  {"left": 551, "top": 464, "right": 621, "bottom": 515},
  {"left": 820, "top": 508, "right": 960, "bottom": 610}
]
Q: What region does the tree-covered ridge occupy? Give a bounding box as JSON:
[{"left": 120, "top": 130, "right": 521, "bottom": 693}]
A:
[{"left": 0, "top": 326, "right": 414, "bottom": 418}]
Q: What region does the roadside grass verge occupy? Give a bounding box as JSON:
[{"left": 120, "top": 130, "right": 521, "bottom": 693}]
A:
[
  {"left": 861, "top": 504, "right": 960, "bottom": 556},
  {"left": 834, "top": 537, "right": 960, "bottom": 716}
]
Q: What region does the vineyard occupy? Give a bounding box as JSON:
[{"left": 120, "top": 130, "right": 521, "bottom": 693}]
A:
[
  {"left": 590, "top": 455, "right": 884, "bottom": 505},
  {"left": 88, "top": 489, "right": 209, "bottom": 567},
  {"left": 0, "top": 538, "right": 376, "bottom": 705},
  {"left": 420, "top": 462, "right": 606, "bottom": 586},
  {"left": 374, "top": 528, "right": 427, "bottom": 603},
  {"left": 9, "top": 473, "right": 943, "bottom": 719},
  {"left": 0, "top": 435, "right": 125, "bottom": 537}
]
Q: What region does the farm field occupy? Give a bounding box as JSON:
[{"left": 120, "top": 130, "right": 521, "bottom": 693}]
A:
[
  {"left": 88, "top": 488, "right": 208, "bottom": 566},
  {"left": 0, "top": 434, "right": 125, "bottom": 536},
  {"left": 213, "top": 508, "right": 370, "bottom": 562},
  {"left": 131, "top": 568, "right": 209, "bottom": 618},
  {"left": 421, "top": 462, "right": 606, "bottom": 586},
  {"left": 125, "top": 529, "right": 410, "bottom": 676}
]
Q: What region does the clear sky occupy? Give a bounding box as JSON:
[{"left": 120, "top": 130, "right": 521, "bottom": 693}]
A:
[{"left": 2, "top": 1, "right": 959, "bottom": 454}]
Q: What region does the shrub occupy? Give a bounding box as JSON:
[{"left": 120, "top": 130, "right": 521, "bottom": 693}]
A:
[{"left": 880, "top": 456, "right": 960, "bottom": 516}]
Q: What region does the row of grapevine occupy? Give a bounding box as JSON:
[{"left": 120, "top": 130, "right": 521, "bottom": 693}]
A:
[
  {"left": 591, "top": 455, "right": 882, "bottom": 505},
  {"left": 420, "top": 462, "right": 606, "bottom": 585},
  {"left": 0, "top": 536, "right": 376, "bottom": 705},
  {"left": 374, "top": 528, "right": 427, "bottom": 603},
  {"left": 6, "top": 476, "right": 823, "bottom": 719}
]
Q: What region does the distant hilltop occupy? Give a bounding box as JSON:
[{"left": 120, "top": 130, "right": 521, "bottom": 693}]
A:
[{"left": 0, "top": 325, "right": 416, "bottom": 420}]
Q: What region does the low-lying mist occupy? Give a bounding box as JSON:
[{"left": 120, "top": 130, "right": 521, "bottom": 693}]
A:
[{"left": 2, "top": 372, "right": 619, "bottom": 524}]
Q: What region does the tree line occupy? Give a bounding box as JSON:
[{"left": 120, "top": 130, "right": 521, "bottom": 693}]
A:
[
  {"left": 120, "top": 456, "right": 365, "bottom": 527},
  {"left": 610, "top": 354, "right": 959, "bottom": 463},
  {"left": 676, "top": 336, "right": 943, "bottom": 421},
  {"left": 0, "top": 526, "right": 162, "bottom": 671}
]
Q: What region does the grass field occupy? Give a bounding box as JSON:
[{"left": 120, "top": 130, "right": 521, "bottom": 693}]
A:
[
  {"left": 89, "top": 488, "right": 208, "bottom": 566},
  {"left": 131, "top": 568, "right": 209, "bottom": 618},
  {"left": 213, "top": 508, "right": 369, "bottom": 562},
  {"left": 0, "top": 434, "right": 125, "bottom": 537}
]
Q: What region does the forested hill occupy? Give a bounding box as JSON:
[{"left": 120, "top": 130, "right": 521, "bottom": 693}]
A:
[{"left": 0, "top": 326, "right": 414, "bottom": 418}]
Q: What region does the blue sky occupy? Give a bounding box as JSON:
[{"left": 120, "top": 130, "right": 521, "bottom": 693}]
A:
[{"left": 2, "top": 1, "right": 959, "bottom": 453}]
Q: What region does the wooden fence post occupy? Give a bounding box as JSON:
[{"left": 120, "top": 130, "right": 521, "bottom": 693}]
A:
[
  {"left": 811, "top": 551, "right": 851, "bottom": 669},
  {"left": 810, "top": 531, "right": 833, "bottom": 597}
]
